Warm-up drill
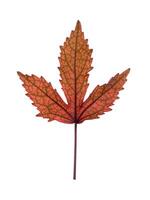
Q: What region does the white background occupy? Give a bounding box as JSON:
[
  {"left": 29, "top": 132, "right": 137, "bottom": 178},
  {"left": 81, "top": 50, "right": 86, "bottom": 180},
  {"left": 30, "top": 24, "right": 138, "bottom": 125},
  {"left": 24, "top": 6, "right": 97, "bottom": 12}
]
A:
[{"left": 0, "top": 0, "right": 150, "bottom": 199}]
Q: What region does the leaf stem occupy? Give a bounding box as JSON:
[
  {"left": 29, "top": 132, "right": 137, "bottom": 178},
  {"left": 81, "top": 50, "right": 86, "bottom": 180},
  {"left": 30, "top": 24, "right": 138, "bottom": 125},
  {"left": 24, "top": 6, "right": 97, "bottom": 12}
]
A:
[{"left": 73, "top": 123, "right": 77, "bottom": 180}]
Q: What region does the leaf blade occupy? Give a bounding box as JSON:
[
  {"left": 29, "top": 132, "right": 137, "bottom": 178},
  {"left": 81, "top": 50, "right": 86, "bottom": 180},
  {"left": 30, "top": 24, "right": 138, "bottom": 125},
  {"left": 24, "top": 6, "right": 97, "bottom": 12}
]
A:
[
  {"left": 59, "top": 20, "right": 93, "bottom": 121},
  {"left": 17, "top": 71, "right": 73, "bottom": 123},
  {"left": 77, "top": 68, "right": 130, "bottom": 123}
]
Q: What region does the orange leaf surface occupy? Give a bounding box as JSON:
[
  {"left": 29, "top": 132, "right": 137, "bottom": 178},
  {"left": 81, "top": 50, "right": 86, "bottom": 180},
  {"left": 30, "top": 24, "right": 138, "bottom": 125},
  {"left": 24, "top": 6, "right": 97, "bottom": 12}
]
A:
[
  {"left": 77, "top": 69, "right": 130, "bottom": 123},
  {"left": 17, "top": 20, "right": 130, "bottom": 179},
  {"left": 59, "top": 21, "right": 93, "bottom": 120},
  {"left": 18, "top": 21, "right": 130, "bottom": 124},
  {"left": 17, "top": 72, "right": 73, "bottom": 123}
]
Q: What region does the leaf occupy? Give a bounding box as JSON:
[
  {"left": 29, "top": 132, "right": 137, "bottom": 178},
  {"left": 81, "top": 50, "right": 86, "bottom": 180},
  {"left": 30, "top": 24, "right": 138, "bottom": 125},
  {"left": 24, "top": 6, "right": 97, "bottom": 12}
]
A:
[
  {"left": 59, "top": 21, "right": 93, "bottom": 120},
  {"left": 77, "top": 69, "right": 130, "bottom": 123},
  {"left": 17, "top": 72, "right": 73, "bottom": 123},
  {"left": 17, "top": 20, "right": 130, "bottom": 179}
]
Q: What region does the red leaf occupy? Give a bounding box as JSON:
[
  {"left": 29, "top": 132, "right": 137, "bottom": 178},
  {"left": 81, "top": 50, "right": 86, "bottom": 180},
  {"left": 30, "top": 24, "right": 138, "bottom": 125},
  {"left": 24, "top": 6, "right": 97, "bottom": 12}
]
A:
[
  {"left": 17, "top": 20, "right": 130, "bottom": 179},
  {"left": 17, "top": 72, "right": 73, "bottom": 123},
  {"left": 77, "top": 68, "right": 130, "bottom": 123},
  {"left": 58, "top": 21, "right": 93, "bottom": 120}
]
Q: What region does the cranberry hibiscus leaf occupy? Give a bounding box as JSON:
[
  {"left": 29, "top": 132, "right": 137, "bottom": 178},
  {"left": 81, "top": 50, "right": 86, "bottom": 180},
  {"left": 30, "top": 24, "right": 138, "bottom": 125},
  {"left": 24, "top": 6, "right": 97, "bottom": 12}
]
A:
[{"left": 17, "top": 21, "right": 130, "bottom": 179}]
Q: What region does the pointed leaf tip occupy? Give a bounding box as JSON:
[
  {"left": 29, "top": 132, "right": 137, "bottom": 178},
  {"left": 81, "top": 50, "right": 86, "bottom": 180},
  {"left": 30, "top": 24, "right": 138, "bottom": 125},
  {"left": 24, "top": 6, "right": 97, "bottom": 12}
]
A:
[
  {"left": 75, "top": 20, "right": 82, "bottom": 30},
  {"left": 17, "top": 71, "right": 21, "bottom": 75},
  {"left": 17, "top": 71, "right": 24, "bottom": 79},
  {"left": 124, "top": 68, "right": 130, "bottom": 75},
  {"left": 127, "top": 68, "right": 130, "bottom": 73},
  {"left": 121, "top": 68, "right": 130, "bottom": 78}
]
